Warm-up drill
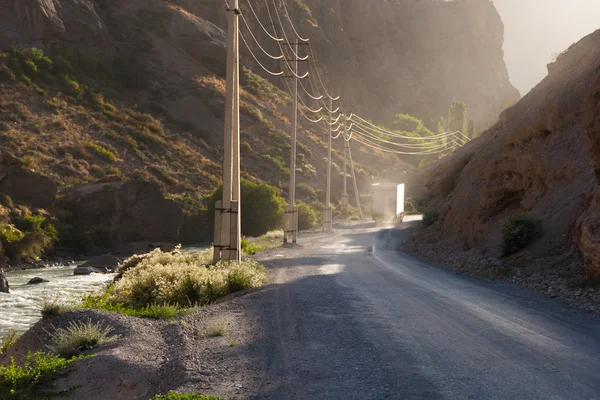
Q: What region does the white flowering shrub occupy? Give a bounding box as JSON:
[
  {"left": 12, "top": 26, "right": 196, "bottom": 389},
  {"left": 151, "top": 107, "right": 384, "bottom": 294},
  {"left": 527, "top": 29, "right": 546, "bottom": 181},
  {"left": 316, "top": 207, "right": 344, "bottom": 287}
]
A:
[{"left": 110, "top": 247, "right": 268, "bottom": 308}]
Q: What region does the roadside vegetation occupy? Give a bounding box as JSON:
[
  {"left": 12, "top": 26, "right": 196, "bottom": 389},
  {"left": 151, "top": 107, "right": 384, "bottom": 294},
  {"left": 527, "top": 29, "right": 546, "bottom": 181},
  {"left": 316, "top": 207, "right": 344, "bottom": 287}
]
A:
[
  {"left": 501, "top": 214, "right": 543, "bottom": 255},
  {"left": 48, "top": 320, "right": 119, "bottom": 358},
  {"left": 82, "top": 246, "right": 268, "bottom": 313},
  {"left": 0, "top": 351, "right": 88, "bottom": 398},
  {"left": 0, "top": 329, "right": 20, "bottom": 355},
  {"left": 422, "top": 211, "right": 440, "bottom": 227}
]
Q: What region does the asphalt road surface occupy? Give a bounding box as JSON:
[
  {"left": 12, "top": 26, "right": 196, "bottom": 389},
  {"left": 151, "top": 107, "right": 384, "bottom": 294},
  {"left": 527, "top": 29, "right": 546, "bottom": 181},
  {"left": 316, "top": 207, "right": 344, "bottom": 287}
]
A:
[{"left": 250, "top": 220, "right": 600, "bottom": 400}]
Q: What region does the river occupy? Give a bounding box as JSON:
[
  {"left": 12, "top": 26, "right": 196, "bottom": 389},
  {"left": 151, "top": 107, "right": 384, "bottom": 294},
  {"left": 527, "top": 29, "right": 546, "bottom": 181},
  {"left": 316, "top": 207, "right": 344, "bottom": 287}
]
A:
[
  {"left": 0, "top": 264, "right": 115, "bottom": 345},
  {"left": 0, "top": 245, "right": 211, "bottom": 347}
]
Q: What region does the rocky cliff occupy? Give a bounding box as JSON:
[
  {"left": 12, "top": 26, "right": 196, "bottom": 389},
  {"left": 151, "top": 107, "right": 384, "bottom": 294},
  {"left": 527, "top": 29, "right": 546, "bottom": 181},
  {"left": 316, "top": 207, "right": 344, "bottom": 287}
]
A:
[
  {"left": 298, "top": 0, "right": 520, "bottom": 128},
  {"left": 422, "top": 29, "right": 600, "bottom": 278}
]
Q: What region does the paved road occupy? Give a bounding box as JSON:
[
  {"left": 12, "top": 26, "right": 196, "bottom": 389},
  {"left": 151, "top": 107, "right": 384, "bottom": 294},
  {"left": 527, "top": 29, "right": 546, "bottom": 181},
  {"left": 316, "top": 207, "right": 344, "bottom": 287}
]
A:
[{"left": 251, "top": 221, "right": 600, "bottom": 400}]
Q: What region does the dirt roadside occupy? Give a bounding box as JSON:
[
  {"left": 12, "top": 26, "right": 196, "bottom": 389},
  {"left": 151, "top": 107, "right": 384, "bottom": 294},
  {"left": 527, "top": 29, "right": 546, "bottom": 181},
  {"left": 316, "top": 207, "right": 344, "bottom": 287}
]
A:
[
  {"left": 399, "top": 223, "right": 600, "bottom": 314},
  {"left": 0, "top": 231, "right": 333, "bottom": 400}
]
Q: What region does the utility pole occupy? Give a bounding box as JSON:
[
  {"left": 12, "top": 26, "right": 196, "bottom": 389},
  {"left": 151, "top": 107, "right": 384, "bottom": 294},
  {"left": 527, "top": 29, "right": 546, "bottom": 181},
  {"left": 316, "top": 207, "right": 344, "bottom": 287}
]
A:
[
  {"left": 323, "top": 97, "right": 333, "bottom": 231},
  {"left": 284, "top": 41, "right": 299, "bottom": 245},
  {"left": 347, "top": 137, "right": 363, "bottom": 219},
  {"left": 341, "top": 113, "right": 348, "bottom": 206},
  {"left": 214, "top": 0, "right": 241, "bottom": 263}
]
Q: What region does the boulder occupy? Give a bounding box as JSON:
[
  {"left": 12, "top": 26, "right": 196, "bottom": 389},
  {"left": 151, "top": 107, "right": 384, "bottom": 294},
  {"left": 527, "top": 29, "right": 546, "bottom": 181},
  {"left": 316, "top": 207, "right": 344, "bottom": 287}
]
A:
[
  {"left": 0, "top": 151, "right": 57, "bottom": 209},
  {"left": 60, "top": 180, "right": 183, "bottom": 251},
  {"left": 27, "top": 277, "right": 49, "bottom": 284},
  {"left": 73, "top": 254, "right": 121, "bottom": 275},
  {"left": 0, "top": 269, "right": 9, "bottom": 293}
]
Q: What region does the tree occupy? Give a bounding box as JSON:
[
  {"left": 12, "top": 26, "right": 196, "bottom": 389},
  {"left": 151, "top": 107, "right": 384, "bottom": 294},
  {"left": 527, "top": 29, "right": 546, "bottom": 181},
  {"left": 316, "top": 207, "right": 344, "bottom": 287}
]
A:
[
  {"left": 448, "top": 101, "right": 468, "bottom": 134},
  {"left": 467, "top": 118, "right": 477, "bottom": 139},
  {"left": 207, "top": 178, "right": 286, "bottom": 237}
]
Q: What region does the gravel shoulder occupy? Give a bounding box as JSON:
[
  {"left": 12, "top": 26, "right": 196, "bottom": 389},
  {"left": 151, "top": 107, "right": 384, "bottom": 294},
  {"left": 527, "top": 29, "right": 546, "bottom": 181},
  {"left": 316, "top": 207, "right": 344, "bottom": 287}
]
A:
[{"left": 400, "top": 221, "right": 600, "bottom": 313}]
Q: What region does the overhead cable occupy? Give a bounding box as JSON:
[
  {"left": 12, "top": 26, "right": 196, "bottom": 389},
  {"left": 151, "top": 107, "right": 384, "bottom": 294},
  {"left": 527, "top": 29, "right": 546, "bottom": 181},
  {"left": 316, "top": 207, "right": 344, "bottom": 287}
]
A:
[
  {"left": 280, "top": 0, "right": 310, "bottom": 42},
  {"left": 239, "top": 31, "right": 284, "bottom": 76},
  {"left": 240, "top": 13, "right": 284, "bottom": 60},
  {"left": 308, "top": 43, "right": 340, "bottom": 100},
  {"left": 243, "top": 0, "right": 283, "bottom": 42},
  {"left": 269, "top": 0, "right": 308, "bottom": 60}
]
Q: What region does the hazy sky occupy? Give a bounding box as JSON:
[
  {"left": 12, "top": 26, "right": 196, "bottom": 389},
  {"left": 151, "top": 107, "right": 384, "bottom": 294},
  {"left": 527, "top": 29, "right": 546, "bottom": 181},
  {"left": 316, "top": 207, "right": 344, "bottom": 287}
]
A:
[{"left": 492, "top": 0, "right": 600, "bottom": 95}]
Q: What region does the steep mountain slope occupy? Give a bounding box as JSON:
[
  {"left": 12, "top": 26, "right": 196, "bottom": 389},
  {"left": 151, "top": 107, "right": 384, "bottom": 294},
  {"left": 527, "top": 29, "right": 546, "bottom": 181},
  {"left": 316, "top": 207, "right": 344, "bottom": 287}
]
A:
[
  {"left": 421, "top": 29, "right": 600, "bottom": 279},
  {"left": 0, "top": 0, "right": 517, "bottom": 254}
]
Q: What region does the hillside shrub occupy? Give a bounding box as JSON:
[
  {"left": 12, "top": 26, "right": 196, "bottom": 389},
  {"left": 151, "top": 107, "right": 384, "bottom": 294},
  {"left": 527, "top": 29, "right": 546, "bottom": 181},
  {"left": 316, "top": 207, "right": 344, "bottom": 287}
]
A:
[
  {"left": 298, "top": 202, "right": 317, "bottom": 231},
  {"left": 296, "top": 183, "right": 317, "bottom": 200},
  {"left": 501, "top": 214, "right": 543, "bottom": 256},
  {"left": 208, "top": 178, "right": 286, "bottom": 237},
  {"left": 86, "top": 142, "right": 117, "bottom": 162},
  {"left": 422, "top": 211, "right": 440, "bottom": 227},
  {"left": 0, "top": 64, "right": 16, "bottom": 82}
]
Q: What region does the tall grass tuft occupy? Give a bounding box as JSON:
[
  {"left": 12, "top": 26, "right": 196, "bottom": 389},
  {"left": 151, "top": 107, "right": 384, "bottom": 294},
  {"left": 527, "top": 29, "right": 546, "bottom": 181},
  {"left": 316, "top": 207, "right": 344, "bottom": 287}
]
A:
[
  {"left": 1, "top": 330, "right": 21, "bottom": 355},
  {"left": 48, "top": 319, "right": 119, "bottom": 358}
]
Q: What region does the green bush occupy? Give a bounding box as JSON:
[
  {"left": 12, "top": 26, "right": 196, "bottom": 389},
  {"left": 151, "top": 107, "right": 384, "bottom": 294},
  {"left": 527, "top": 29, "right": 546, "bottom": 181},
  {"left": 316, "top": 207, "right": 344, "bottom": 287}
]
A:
[
  {"left": 86, "top": 142, "right": 117, "bottom": 162},
  {"left": 298, "top": 202, "right": 317, "bottom": 231},
  {"left": 150, "top": 392, "right": 224, "bottom": 400},
  {"left": 208, "top": 178, "right": 286, "bottom": 237},
  {"left": 422, "top": 211, "right": 440, "bottom": 227},
  {"left": 241, "top": 237, "right": 263, "bottom": 255},
  {"left": 405, "top": 198, "right": 418, "bottom": 215},
  {"left": 296, "top": 183, "right": 317, "bottom": 201},
  {"left": 0, "top": 64, "right": 17, "bottom": 82},
  {"left": 0, "top": 351, "right": 87, "bottom": 398},
  {"left": 17, "top": 214, "right": 59, "bottom": 242},
  {"left": 501, "top": 214, "right": 543, "bottom": 256}
]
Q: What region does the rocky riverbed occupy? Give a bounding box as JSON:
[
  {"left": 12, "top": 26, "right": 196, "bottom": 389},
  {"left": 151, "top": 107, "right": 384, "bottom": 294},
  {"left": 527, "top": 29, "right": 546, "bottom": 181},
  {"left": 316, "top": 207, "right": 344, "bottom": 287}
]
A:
[{"left": 400, "top": 224, "right": 600, "bottom": 314}]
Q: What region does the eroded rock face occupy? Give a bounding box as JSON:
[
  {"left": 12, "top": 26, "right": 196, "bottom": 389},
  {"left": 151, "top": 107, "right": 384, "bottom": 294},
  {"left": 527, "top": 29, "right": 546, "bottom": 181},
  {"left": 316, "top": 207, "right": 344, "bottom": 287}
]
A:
[
  {"left": 0, "top": 151, "right": 57, "bottom": 209},
  {"left": 60, "top": 180, "right": 183, "bottom": 250},
  {"left": 578, "top": 64, "right": 600, "bottom": 279},
  {"left": 423, "top": 30, "right": 600, "bottom": 258}
]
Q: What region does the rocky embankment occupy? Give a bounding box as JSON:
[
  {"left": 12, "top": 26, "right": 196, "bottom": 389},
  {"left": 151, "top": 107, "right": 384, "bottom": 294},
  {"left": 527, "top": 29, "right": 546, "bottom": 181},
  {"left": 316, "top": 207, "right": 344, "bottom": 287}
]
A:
[{"left": 417, "top": 30, "right": 600, "bottom": 289}]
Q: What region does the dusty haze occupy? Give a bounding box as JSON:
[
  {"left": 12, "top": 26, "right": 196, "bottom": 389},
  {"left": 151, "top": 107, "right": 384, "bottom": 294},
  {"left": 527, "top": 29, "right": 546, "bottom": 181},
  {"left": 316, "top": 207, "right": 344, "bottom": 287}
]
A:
[{"left": 494, "top": 0, "right": 600, "bottom": 95}]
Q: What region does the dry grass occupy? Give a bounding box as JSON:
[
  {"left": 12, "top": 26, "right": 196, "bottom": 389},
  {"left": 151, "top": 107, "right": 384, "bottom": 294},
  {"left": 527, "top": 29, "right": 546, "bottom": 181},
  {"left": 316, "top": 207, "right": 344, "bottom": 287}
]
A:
[
  {"left": 109, "top": 246, "right": 269, "bottom": 309},
  {"left": 47, "top": 319, "right": 119, "bottom": 358},
  {"left": 40, "top": 297, "right": 72, "bottom": 318},
  {"left": 203, "top": 317, "right": 228, "bottom": 338}
]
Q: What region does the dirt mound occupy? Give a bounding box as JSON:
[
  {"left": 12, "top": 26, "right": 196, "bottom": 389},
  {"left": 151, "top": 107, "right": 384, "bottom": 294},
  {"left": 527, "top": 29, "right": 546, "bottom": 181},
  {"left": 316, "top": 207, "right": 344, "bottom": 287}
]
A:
[{"left": 421, "top": 30, "right": 600, "bottom": 277}]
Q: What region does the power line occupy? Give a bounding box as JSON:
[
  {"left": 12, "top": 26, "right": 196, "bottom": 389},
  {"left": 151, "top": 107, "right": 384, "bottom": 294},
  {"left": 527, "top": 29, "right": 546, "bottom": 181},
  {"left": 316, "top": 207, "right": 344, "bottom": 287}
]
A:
[
  {"left": 239, "top": 30, "right": 284, "bottom": 76},
  {"left": 308, "top": 43, "right": 340, "bottom": 101},
  {"left": 240, "top": 13, "right": 284, "bottom": 60},
  {"left": 243, "top": 0, "right": 283, "bottom": 42},
  {"left": 269, "top": 0, "right": 308, "bottom": 61},
  {"left": 279, "top": 0, "right": 309, "bottom": 42}
]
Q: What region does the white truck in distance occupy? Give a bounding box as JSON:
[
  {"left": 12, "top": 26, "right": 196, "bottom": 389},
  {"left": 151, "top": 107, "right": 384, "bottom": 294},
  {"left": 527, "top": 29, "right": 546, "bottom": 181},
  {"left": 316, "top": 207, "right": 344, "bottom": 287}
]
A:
[{"left": 371, "top": 182, "right": 405, "bottom": 226}]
